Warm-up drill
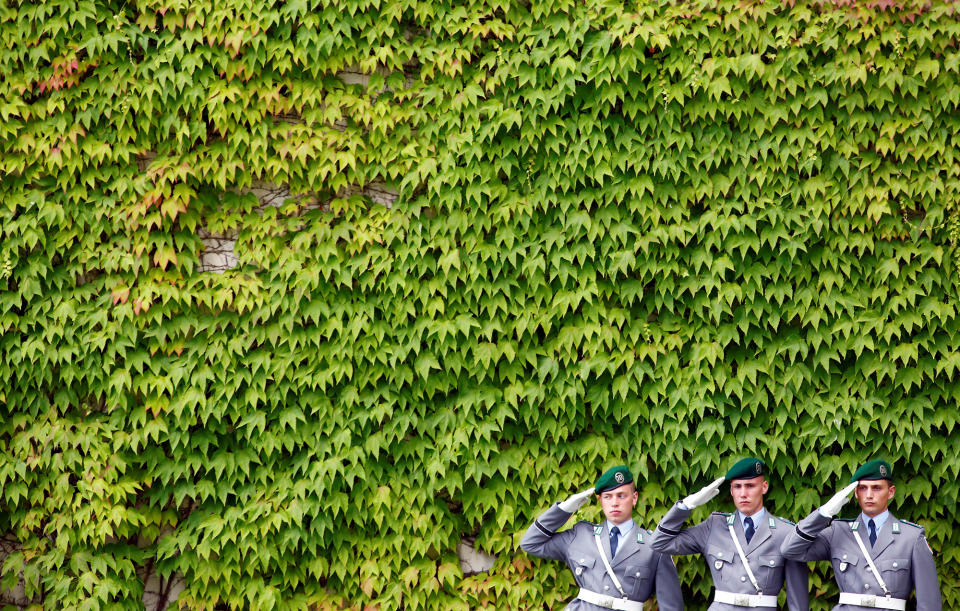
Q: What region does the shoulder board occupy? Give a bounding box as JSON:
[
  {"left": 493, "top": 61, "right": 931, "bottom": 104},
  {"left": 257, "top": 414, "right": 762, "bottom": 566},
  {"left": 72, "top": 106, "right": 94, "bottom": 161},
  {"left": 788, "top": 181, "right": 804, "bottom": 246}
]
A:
[
  {"left": 899, "top": 520, "right": 923, "bottom": 530},
  {"left": 833, "top": 518, "right": 855, "bottom": 522},
  {"left": 775, "top": 516, "right": 796, "bottom": 526},
  {"left": 711, "top": 511, "right": 732, "bottom": 517}
]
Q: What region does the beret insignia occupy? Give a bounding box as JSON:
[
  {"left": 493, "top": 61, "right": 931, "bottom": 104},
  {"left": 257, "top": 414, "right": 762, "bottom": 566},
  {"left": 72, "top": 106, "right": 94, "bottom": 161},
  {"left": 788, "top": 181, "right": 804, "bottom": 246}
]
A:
[{"left": 595, "top": 465, "right": 634, "bottom": 494}]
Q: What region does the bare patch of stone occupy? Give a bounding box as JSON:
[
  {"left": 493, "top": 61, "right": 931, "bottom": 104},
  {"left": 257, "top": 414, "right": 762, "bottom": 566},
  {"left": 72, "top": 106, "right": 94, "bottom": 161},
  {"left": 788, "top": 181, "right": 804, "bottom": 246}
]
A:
[
  {"left": 197, "top": 226, "right": 239, "bottom": 274},
  {"left": 197, "top": 180, "right": 396, "bottom": 273},
  {"left": 138, "top": 560, "right": 185, "bottom": 611},
  {"left": 457, "top": 536, "right": 497, "bottom": 576},
  {"left": 337, "top": 182, "right": 398, "bottom": 209}
]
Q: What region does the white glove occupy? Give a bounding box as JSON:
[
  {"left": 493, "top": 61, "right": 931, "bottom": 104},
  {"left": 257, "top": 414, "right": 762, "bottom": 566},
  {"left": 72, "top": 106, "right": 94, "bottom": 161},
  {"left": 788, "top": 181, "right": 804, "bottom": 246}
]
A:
[
  {"left": 681, "top": 476, "right": 726, "bottom": 509},
  {"left": 818, "top": 481, "right": 859, "bottom": 518},
  {"left": 559, "top": 488, "right": 595, "bottom": 513}
]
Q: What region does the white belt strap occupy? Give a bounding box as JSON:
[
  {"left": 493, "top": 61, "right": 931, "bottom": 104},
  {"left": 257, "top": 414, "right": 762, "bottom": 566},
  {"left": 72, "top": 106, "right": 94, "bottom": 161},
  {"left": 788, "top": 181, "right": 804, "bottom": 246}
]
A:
[
  {"left": 714, "top": 590, "right": 779, "bottom": 607},
  {"left": 851, "top": 529, "right": 890, "bottom": 596},
  {"left": 728, "top": 524, "right": 763, "bottom": 594},
  {"left": 594, "top": 533, "right": 627, "bottom": 597},
  {"left": 576, "top": 588, "right": 645, "bottom": 611},
  {"left": 837, "top": 593, "right": 907, "bottom": 610}
]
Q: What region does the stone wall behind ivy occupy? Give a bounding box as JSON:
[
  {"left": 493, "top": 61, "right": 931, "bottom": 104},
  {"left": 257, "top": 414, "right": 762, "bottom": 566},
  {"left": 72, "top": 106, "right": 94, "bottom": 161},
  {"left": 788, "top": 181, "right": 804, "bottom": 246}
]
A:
[{"left": 1, "top": 1, "right": 959, "bottom": 609}]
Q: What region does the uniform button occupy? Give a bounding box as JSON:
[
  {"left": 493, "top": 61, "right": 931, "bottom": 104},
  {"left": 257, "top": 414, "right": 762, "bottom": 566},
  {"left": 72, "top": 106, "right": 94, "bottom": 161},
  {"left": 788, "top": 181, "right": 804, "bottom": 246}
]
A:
[
  {"left": 864, "top": 584, "right": 870, "bottom": 590},
  {"left": 718, "top": 553, "right": 723, "bottom": 558},
  {"left": 842, "top": 554, "right": 847, "bottom": 559},
  {"left": 741, "top": 576, "right": 746, "bottom": 582},
  {"left": 635, "top": 572, "right": 641, "bottom": 577},
  {"left": 580, "top": 558, "right": 585, "bottom": 563},
  {"left": 893, "top": 562, "right": 898, "bottom": 568},
  {"left": 604, "top": 586, "right": 610, "bottom": 591},
  {"left": 769, "top": 560, "right": 775, "bottom": 566}
]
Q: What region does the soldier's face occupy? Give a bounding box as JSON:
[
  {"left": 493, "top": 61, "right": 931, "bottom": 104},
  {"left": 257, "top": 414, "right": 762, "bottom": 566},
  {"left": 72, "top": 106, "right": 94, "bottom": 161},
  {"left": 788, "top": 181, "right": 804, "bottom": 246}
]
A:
[
  {"left": 729, "top": 476, "right": 768, "bottom": 516},
  {"left": 855, "top": 480, "right": 895, "bottom": 517},
  {"left": 599, "top": 484, "right": 638, "bottom": 525}
]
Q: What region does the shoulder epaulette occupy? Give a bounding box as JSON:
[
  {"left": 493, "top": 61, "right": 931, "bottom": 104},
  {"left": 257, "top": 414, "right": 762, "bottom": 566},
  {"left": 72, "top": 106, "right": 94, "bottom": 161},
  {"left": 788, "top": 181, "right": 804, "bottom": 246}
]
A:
[
  {"left": 711, "top": 511, "right": 732, "bottom": 517},
  {"left": 572, "top": 521, "right": 598, "bottom": 534},
  {"left": 900, "top": 520, "right": 923, "bottom": 530},
  {"left": 833, "top": 517, "right": 855, "bottom": 522},
  {"left": 775, "top": 516, "right": 795, "bottom": 526}
]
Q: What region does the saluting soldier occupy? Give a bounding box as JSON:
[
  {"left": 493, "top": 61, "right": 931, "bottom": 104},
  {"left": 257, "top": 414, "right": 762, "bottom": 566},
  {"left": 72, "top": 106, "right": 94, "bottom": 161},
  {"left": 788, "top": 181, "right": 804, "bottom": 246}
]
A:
[
  {"left": 780, "top": 459, "right": 941, "bottom": 610},
  {"left": 520, "top": 465, "right": 684, "bottom": 610},
  {"left": 652, "top": 457, "right": 809, "bottom": 610}
]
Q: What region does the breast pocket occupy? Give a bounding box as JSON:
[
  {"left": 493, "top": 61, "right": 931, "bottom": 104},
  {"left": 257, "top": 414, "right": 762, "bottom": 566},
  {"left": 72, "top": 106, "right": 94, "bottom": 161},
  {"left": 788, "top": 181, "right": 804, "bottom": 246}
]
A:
[
  {"left": 569, "top": 556, "right": 596, "bottom": 581},
  {"left": 878, "top": 558, "right": 909, "bottom": 594},
  {"left": 707, "top": 545, "right": 733, "bottom": 577},
  {"left": 623, "top": 562, "right": 653, "bottom": 599},
  {"left": 757, "top": 554, "right": 784, "bottom": 590},
  {"left": 832, "top": 552, "right": 860, "bottom": 588}
]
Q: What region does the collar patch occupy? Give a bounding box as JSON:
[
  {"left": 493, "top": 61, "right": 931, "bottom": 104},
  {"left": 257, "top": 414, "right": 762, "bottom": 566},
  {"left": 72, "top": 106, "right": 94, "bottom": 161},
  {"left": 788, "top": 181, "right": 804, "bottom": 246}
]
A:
[
  {"left": 892, "top": 523, "right": 900, "bottom": 534},
  {"left": 594, "top": 525, "right": 603, "bottom": 536}
]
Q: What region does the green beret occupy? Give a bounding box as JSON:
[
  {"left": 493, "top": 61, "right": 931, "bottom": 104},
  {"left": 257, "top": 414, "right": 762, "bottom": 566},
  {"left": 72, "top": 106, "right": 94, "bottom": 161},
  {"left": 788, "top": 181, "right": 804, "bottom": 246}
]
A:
[
  {"left": 595, "top": 465, "right": 634, "bottom": 494},
  {"left": 850, "top": 459, "right": 893, "bottom": 483},
  {"left": 725, "top": 457, "right": 766, "bottom": 481}
]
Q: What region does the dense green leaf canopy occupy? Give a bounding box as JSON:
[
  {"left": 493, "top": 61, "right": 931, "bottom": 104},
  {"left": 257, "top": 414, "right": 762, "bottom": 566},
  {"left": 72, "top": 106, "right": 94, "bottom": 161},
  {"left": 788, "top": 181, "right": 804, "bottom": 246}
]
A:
[{"left": 1, "top": 0, "right": 959, "bottom": 609}]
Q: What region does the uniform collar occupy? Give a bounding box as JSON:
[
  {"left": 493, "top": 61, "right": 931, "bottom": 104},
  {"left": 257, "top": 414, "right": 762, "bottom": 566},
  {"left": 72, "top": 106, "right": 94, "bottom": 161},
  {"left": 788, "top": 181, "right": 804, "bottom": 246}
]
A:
[
  {"left": 860, "top": 510, "right": 890, "bottom": 531},
  {"left": 606, "top": 518, "right": 635, "bottom": 537},
  {"left": 738, "top": 507, "right": 766, "bottom": 529}
]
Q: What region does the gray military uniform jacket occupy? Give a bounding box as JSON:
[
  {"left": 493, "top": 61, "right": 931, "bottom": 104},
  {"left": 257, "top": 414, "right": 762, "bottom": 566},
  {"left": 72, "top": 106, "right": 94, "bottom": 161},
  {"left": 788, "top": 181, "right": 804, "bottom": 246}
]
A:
[
  {"left": 780, "top": 511, "right": 941, "bottom": 610},
  {"left": 652, "top": 503, "right": 809, "bottom": 610},
  {"left": 520, "top": 503, "right": 684, "bottom": 610}
]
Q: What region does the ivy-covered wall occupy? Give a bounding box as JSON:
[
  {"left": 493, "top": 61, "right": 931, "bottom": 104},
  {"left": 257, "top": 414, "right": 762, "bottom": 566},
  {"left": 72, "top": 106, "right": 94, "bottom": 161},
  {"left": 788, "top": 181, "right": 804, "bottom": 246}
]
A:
[{"left": 2, "top": 0, "right": 960, "bottom": 609}]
